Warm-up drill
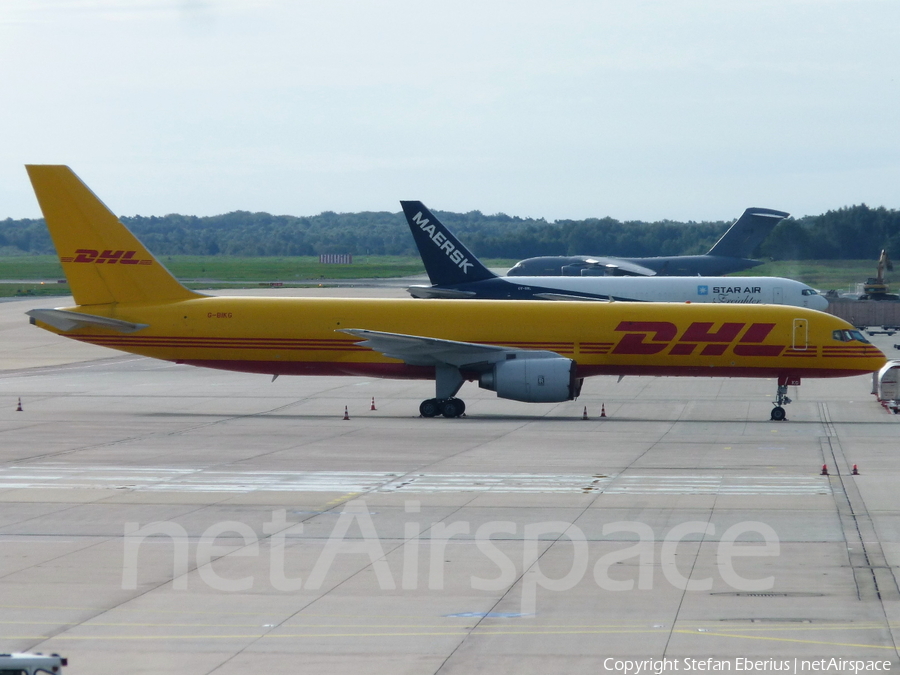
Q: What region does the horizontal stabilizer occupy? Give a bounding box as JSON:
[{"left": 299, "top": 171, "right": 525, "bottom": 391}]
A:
[{"left": 27, "top": 308, "right": 149, "bottom": 333}]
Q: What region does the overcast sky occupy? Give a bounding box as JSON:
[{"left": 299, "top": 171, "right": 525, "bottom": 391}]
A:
[{"left": 2, "top": 0, "right": 898, "bottom": 222}]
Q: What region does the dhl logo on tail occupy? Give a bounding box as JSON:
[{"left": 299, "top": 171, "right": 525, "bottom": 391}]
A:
[{"left": 62, "top": 249, "right": 153, "bottom": 265}]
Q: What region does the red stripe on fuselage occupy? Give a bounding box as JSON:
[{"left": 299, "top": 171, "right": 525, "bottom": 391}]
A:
[{"left": 174, "top": 359, "right": 874, "bottom": 381}]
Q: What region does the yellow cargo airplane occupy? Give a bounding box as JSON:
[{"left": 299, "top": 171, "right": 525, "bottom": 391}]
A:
[{"left": 25, "top": 166, "right": 886, "bottom": 421}]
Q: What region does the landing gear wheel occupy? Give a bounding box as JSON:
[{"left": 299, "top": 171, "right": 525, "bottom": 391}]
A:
[
  {"left": 770, "top": 380, "right": 793, "bottom": 421},
  {"left": 419, "top": 399, "right": 440, "bottom": 417},
  {"left": 440, "top": 398, "right": 465, "bottom": 418}
]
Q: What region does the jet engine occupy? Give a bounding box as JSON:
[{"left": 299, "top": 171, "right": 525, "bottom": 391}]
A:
[{"left": 478, "top": 356, "right": 580, "bottom": 403}]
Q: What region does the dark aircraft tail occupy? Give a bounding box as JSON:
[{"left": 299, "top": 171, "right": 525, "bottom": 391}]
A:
[
  {"left": 706, "top": 207, "right": 788, "bottom": 258},
  {"left": 400, "top": 201, "right": 496, "bottom": 286}
]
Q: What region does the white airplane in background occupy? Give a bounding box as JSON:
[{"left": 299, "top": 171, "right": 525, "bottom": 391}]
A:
[{"left": 402, "top": 201, "right": 828, "bottom": 311}]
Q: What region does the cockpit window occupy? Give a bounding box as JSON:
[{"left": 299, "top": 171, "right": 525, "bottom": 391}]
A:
[
  {"left": 832, "top": 329, "right": 870, "bottom": 343},
  {"left": 801, "top": 288, "right": 818, "bottom": 296}
]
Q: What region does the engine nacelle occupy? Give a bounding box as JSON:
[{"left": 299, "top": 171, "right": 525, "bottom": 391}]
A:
[{"left": 478, "top": 356, "right": 578, "bottom": 403}]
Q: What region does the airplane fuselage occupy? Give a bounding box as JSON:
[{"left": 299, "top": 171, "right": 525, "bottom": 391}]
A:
[
  {"left": 408, "top": 275, "right": 828, "bottom": 310},
  {"left": 507, "top": 254, "right": 765, "bottom": 277},
  {"left": 33, "top": 297, "right": 883, "bottom": 381},
  {"left": 26, "top": 168, "right": 881, "bottom": 420}
]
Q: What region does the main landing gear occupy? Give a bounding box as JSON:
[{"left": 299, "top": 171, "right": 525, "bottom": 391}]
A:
[
  {"left": 419, "top": 397, "right": 466, "bottom": 418},
  {"left": 771, "top": 375, "right": 798, "bottom": 421},
  {"left": 420, "top": 365, "right": 467, "bottom": 419}
]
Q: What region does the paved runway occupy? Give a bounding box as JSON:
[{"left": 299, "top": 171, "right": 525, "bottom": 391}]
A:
[{"left": 1, "top": 291, "right": 899, "bottom": 674}]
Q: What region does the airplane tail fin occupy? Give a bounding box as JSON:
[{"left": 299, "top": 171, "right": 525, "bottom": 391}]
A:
[
  {"left": 706, "top": 207, "right": 788, "bottom": 258},
  {"left": 26, "top": 165, "right": 201, "bottom": 307},
  {"left": 400, "top": 201, "right": 496, "bottom": 286}
]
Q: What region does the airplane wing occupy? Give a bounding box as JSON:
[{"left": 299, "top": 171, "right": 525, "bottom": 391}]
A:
[
  {"left": 532, "top": 292, "right": 609, "bottom": 301},
  {"left": 26, "top": 308, "right": 149, "bottom": 333},
  {"left": 406, "top": 286, "right": 477, "bottom": 299},
  {"left": 557, "top": 258, "right": 658, "bottom": 277},
  {"left": 594, "top": 260, "right": 657, "bottom": 276},
  {"left": 339, "top": 328, "right": 559, "bottom": 368}
]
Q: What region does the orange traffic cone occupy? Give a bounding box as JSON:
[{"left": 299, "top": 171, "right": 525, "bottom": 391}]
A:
[
  {"left": 600, "top": 403, "right": 606, "bottom": 418},
  {"left": 370, "top": 397, "right": 377, "bottom": 411},
  {"left": 343, "top": 405, "right": 350, "bottom": 421},
  {"left": 582, "top": 406, "right": 588, "bottom": 420},
  {"left": 821, "top": 464, "right": 829, "bottom": 476},
  {"left": 15, "top": 397, "right": 22, "bottom": 412}
]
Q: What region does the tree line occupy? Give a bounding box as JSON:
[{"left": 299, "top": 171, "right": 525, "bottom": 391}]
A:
[{"left": 1, "top": 204, "right": 898, "bottom": 261}]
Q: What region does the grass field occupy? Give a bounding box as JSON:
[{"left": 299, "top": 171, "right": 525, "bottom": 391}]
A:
[
  {"left": 0, "top": 255, "right": 891, "bottom": 298},
  {"left": 747, "top": 260, "right": 891, "bottom": 291},
  {"left": 0, "top": 255, "right": 432, "bottom": 282}
]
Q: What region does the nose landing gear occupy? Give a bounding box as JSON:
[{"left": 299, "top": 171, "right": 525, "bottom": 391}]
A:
[{"left": 771, "top": 375, "right": 798, "bottom": 421}]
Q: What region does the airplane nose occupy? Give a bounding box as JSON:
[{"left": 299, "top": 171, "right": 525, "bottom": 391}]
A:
[{"left": 810, "top": 294, "right": 830, "bottom": 311}]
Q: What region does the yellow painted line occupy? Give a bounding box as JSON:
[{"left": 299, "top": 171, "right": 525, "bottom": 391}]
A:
[
  {"left": 0, "top": 629, "right": 677, "bottom": 641},
  {"left": 0, "top": 621, "right": 254, "bottom": 627},
  {"left": 681, "top": 624, "right": 885, "bottom": 633},
  {"left": 0, "top": 613, "right": 892, "bottom": 632},
  {"left": 0, "top": 620, "right": 886, "bottom": 632},
  {"left": 270, "top": 628, "right": 665, "bottom": 637},
  {"left": 0, "top": 605, "right": 282, "bottom": 616},
  {"left": 13, "top": 632, "right": 469, "bottom": 640},
  {"left": 0, "top": 621, "right": 515, "bottom": 629},
  {"left": 6, "top": 627, "right": 895, "bottom": 648},
  {"left": 674, "top": 629, "right": 896, "bottom": 650},
  {"left": 316, "top": 491, "right": 362, "bottom": 509},
  {"left": 0, "top": 621, "right": 467, "bottom": 628}
]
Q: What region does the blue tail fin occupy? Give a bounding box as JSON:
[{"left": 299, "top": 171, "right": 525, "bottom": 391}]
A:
[{"left": 400, "top": 201, "right": 496, "bottom": 285}]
